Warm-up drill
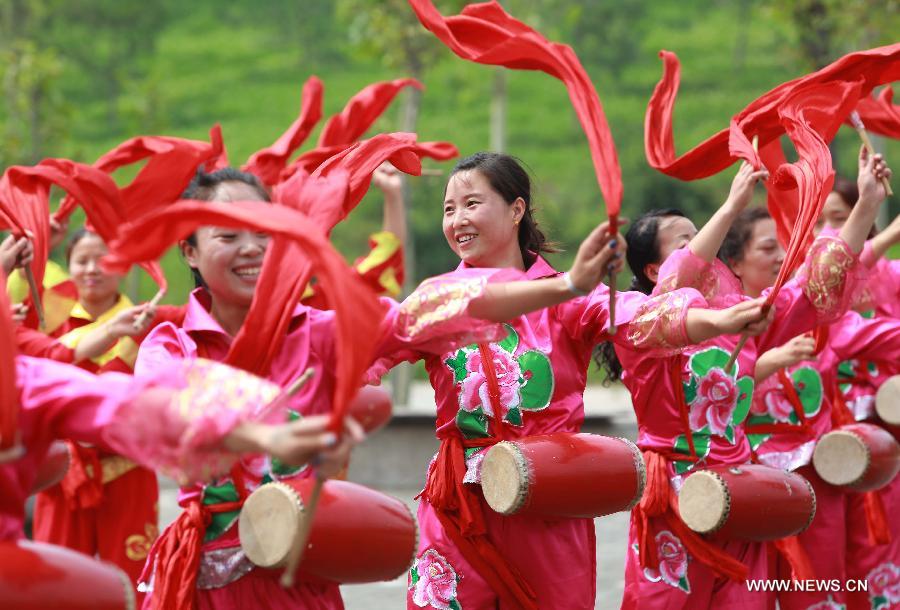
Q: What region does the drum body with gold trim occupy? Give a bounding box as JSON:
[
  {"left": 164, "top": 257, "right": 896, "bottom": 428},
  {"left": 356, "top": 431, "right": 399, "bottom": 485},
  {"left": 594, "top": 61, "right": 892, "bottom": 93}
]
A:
[
  {"left": 480, "top": 433, "right": 646, "bottom": 519},
  {"left": 0, "top": 539, "right": 133, "bottom": 610},
  {"left": 678, "top": 464, "right": 816, "bottom": 541},
  {"left": 813, "top": 423, "right": 900, "bottom": 492},
  {"left": 238, "top": 478, "right": 417, "bottom": 583}
]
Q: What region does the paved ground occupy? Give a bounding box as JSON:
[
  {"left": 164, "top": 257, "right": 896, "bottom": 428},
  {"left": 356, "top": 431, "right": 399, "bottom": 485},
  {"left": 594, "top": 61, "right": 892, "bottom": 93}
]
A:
[{"left": 158, "top": 487, "right": 630, "bottom": 609}]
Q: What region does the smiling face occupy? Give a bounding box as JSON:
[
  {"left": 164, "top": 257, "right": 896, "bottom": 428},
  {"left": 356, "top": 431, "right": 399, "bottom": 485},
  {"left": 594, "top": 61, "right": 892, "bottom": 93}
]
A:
[
  {"left": 180, "top": 181, "right": 270, "bottom": 308},
  {"left": 442, "top": 169, "right": 525, "bottom": 268},
  {"left": 730, "top": 218, "right": 784, "bottom": 297},
  {"left": 68, "top": 233, "right": 121, "bottom": 307}
]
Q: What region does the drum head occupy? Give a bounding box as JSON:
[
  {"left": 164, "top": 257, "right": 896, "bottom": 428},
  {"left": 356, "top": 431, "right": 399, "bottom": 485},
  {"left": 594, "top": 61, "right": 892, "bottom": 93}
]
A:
[
  {"left": 481, "top": 442, "right": 529, "bottom": 515},
  {"left": 876, "top": 376, "right": 900, "bottom": 426},
  {"left": 813, "top": 431, "right": 868, "bottom": 486},
  {"left": 678, "top": 471, "right": 729, "bottom": 534},
  {"left": 239, "top": 482, "right": 304, "bottom": 568}
]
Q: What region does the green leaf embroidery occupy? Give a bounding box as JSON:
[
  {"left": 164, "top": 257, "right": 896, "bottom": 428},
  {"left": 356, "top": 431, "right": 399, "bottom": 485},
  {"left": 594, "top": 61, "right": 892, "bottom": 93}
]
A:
[
  {"left": 689, "top": 347, "right": 733, "bottom": 378},
  {"left": 672, "top": 433, "right": 710, "bottom": 475},
  {"left": 792, "top": 366, "right": 823, "bottom": 417},
  {"left": 445, "top": 350, "right": 471, "bottom": 383},
  {"left": 456, "top": 406, "right": 489, "bottom": 439},
  {"left": 497, "top": 323, "right": 519, "bottom": 354},
  {"left": 449, "top": 599, "right": 463, "bottom": 610},
  {"left": 518, "top": 350, "right": 553, "bottom": 411},
  {"left": 683, "top": 377, "right": 698, "bottom": 405},
  {"left": 731, "top": 376, "right": 755, "bottom": 426},
  {"left": 505, "top": 406, "right": 523, "bottom": 426},
  {"left": 747, "top": 432, "right": 772, "bottom": 452},
  {"left": 724, "top": 425, "right": 735, "bottom": 445},
  {"left": 409, "top": 566, "right": 419, "bottom": 586},
  {"left": 203, "top": 481, "right": 240, "bottom": 542},
  {"left": 677, "top": 575, "right": 691, "bottom": 593},
  {"left": 872, "top": 595, "right": 888, "bottom": 610}
]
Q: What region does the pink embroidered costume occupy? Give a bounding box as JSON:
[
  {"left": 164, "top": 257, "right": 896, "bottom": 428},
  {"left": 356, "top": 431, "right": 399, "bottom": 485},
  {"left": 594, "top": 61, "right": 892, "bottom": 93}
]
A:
[
  {"left": 135, "top": 279, "right": 505, "bottom": 610},
  {"left": 3, "top": 356, "right": 283, "bottom": 543},
  {"left": 616, "top": 235, "right": 860, "bottom": 610},
  {"left": 368, "top": 257, "right": 707, "bottom": 610},
  {"left": 750, "top": 311, "right": 900, "bottom": 609}
]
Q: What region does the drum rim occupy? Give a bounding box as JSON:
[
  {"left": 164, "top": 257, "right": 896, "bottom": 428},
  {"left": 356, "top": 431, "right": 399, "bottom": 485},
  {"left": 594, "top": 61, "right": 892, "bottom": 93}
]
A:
[
  {"left": 813, "top": 429, "right": 871, "bottom": 488},
  {"left": 795, "top": 471, "right": 817, "bottom": 535},
  {"left": 615, "top": 436, "right": 646, "bottom": 511},
  {"left": 679, "top": 469, "right": 731, "bottom": 534},
  {"left": 481, "top": 441, "right": 530, "bottom": 515},
  {"left": 875, "top": 375, "right": 900, "bottom": 425},
  {"left": 239, "top": 480, "right": 305, "bottom": 568},
  {"left": 108, "top": 559, "right": 136, "bottom": 610}
]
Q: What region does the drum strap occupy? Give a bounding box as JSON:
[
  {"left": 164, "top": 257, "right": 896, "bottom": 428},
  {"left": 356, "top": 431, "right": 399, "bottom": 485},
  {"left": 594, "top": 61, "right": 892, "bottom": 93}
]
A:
[
  {"left": 670, "top": 355, "right": 698, "bottom": 460},
  {"left": 58, "top": 441, "right": 104, "bottom": 510},
  {"left": 634, "top": 450, "right": 749, "bottom": 582},
  {"left": 745, "top": 369, "right": 811, "bottom": 435}
]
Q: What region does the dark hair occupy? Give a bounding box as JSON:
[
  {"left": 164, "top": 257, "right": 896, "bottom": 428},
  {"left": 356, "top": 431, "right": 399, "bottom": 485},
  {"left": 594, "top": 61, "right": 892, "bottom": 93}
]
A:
[
  {"left": 593, "top": 207, "right": 687, "bottom": 385},
  {"left": 449, "top": 152, "right": 558, "bottom": 267},
  {"left": 65, "top": 227, "right": 101, "bottom": 265},
  {"left": 717, "top": 207, "right": 771, "bottom": 268},
  {"left": 831, "top": 176, "right": 859, "bottom": 209},
  {"left": 181, "top": 167, "right": 271, "bottom": 288}
]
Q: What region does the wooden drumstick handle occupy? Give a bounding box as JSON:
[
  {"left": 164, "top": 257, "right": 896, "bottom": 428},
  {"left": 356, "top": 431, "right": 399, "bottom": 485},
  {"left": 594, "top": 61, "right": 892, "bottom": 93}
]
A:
[
  {"left": 280, "top": 475, "right": 325, "bottom": 588},
  {"left": 257, "top": 368, "right": 315, "bottom": 422},
  {"left": 850, "top": 111, "right": 893, "bottom": 196},
  {"left": 23, "top": 266, "right": 45, "bottom": 330},
  {"left": 132, "top": 289, "right": 166, "bottom": 330},
  {"left": 725, "top": 334, "right": 750, "bottom": 373},
  {"left": 607, "top": 268, "right": 617, "bottom": 335}
]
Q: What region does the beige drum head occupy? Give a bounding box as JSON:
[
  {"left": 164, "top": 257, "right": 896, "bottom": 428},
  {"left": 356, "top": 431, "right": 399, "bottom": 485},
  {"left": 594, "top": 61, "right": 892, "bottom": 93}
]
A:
[
  {"left": 239, "top": 482, "right": 304, "bottom": 568},
  {"left": 481, "top": 442, "right": 529, "bottom": 515},
  {"left": 813, "top": 431, "right": 868, "bottom": 486},
  {"left": 678, "top": 471, "right": 729, "bottom": 534},
  {"left": 876, "top": 376, "right": 900, "bottom": 426}
]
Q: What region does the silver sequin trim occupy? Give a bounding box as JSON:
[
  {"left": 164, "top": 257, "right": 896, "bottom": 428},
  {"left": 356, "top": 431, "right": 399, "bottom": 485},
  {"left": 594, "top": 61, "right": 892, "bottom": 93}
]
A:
[{"left": 196, "top": 546, "right": 256, "bottom": 589}]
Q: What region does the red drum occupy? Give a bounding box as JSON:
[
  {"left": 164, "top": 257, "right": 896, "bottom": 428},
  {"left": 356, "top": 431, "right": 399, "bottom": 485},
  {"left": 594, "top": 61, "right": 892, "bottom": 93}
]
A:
[
  {"left": 239, "top": 478, "right": 417, "bottom": 583},
  {"left": 0, "top": 539, "right": 133, "bottom": 610},
  {"left": 479, "top": 433, "right": 645, "bottom": 519},
  {"left": 813, "top": 423, "right": 900, "bottom": 492},
  {"left": 875, "top": 375, "right": 900, "bottom": 426},
  {"left": 347, "top": 386, "right": 393, "bottom": 434},
  {"left": 678, "top": 464, "right": 816, "bottom": 541},
  {"left": 31, "top": 441, "right": 71, "bottom": 494}
]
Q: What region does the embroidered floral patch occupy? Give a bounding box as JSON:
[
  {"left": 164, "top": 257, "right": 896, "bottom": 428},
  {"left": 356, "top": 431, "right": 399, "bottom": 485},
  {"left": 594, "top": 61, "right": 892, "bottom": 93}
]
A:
[
  {"left": 635, "top": 530, "right": 691, "bottom": 593},
  {"left": 672, "top": 347, "right": 754, "bottom": 474},
  {"left": 746, "top": 366, "right": 823, "bottom": 451},
  {"left": 867, "top": 562, "right": 900, "bottom": 609},
  {"left": 806, "top": 596, "right": 846, "bottom": 609},
  {"left": 409, "top": 549, "right": 463, "bottom": 610},
  {"left": 445, "top": 324, "right": 554, "bottom": 439}
]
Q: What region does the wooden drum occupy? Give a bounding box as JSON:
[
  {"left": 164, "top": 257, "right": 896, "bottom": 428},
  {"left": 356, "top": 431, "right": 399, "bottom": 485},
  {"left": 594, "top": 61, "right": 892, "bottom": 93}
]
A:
[
  {"left": 0, "top": 540, "right": 133, "bottom": 610},
  {"left": 239, "top": 478, "right": 417, "bottom": 583},
  {"left": 678, "top": 464, "right": 816, "bottom": 541},
  {"left": 875, "top": 375, "right": 900, "bottom": 426},
  {"left": 813, "top": 423, "right": 900, "bottom": 492},
  {"left": 480, "top": 433, "right": 646, "bottom": 519}
]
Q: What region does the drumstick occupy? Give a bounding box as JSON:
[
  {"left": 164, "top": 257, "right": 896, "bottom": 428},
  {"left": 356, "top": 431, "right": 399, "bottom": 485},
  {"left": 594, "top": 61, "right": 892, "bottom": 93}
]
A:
[
  {"left": 23, "top": 266, "right": 45, "bottom": 330},
  {"left": 132, "top": 288, "right": 166, "bottom": 330},
  {"left": 257, "top": 368, "right": 315, "bottom": 422},
  {"left": 849, "top": 111, "right": 893, "bottom": 196},
  {"left": 607, "top": 217, "right": 619, "bottom": 335},
  {"left": 280, "top": 474, "right": 325, "bottom": 588}
]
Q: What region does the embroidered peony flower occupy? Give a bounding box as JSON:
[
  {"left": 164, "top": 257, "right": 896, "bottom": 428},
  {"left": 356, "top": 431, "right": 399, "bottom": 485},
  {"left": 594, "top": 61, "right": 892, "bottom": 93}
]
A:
[
  {"left": 410, "top": 549, "right": 459, "bottom": 610},
  {"left": 459, "top": 344, "right": 522, "bottom": 416},
  {"left": 689, "top": 367, "right": 738, "bottom": 435},
  {"left": 656, "top": 530, "right": 688, "bottom": 587},
  {"left": 762, "top": 387, "right": 795, "bottom": 422},
  {"left": 868, "top": 562, "right": 900, "bottom": 603}
]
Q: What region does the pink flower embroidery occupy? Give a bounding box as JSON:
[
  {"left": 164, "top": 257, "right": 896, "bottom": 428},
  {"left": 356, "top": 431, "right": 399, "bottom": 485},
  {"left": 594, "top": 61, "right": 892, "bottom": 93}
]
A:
[
  {"left": 868, "top": 562, "right": 900, "bottom": 603},
  {"left": 656, "top": 530, "right": 688, "bottom": 587},
  {"left": 459, "top": 344, "right": 522, "bottom": 417},
  {"left": 689, "top": 367, "right": 738, "bottom": 435},
  {"left": 761, "top": 387, "right": 795, "bottom": 422},
  {"left": 411, "top": 549, "right": 459, "bottom": 610}
]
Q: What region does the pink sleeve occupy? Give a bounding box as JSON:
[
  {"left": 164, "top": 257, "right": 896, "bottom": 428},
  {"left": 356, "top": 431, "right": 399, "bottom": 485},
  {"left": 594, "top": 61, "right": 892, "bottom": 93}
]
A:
[
  {"left": 653, "top": 247, "right": 743, "bottom": 307},
  {"left": 133, "top": 322, "right": 197, "bottom": 377},
  {"left": 828, "top": 311, "right": 900, "bottom": 363},
  {"left": 756, "top": 236, "right": 861, "bottom": 352},
  {"left": 556, "top": 285, "right": 646, "bottom": 345},
  {"left": 623, "top": 288, "right": 710, "bottom": 356},
  {"left": 365, "top": 269, "right": 513, "bottom": 382}
]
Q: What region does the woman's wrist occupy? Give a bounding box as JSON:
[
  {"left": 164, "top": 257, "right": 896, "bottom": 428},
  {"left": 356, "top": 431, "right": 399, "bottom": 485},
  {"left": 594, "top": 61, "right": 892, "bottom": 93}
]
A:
[{"left": 562, "top": 271, "right": 590, "bottom": 297}]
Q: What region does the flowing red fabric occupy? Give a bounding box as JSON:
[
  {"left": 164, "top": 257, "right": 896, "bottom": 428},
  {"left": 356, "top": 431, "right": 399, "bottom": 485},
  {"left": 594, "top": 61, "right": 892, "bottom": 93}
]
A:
[
  {"left": 0, "top": 166, "right": 51, "bottom": 291},
  {"left": 105, "top": 199, "right": 385, "bottom": 430},
  {"left": 0, "top": 274, "right": 18, "bottom": 452},
  {"left": 848, "top": 86, "right": 900, "bottom": 138},
  {"left": 408, "top": 0, "right": 622, "bottom": 223},
  {"left": 317, "top": 78, "right": 423, "bottom": 147},
  {"left": 645, "top": 44, "right": 900, "bottom": 180},
  {"left": 757, "top": 80, "right": 862, "bottom": 302},
  {"left": 242, "top": 77, "right": 324, "bottom": 186}
]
